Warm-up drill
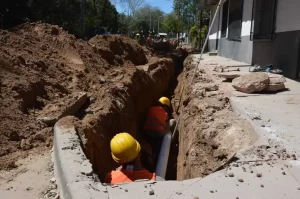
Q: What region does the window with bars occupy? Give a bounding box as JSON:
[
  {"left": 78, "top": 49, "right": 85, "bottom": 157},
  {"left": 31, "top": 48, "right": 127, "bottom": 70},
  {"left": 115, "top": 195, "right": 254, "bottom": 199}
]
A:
[
  {"left": 251, "top": 0, "right": 277, "bottom": 41},
  {"left": 227, "top": 0, "right": 244, "bottom": 40},
  {"left": 221, "top": 0, "right": 229, "bottom": 38}
]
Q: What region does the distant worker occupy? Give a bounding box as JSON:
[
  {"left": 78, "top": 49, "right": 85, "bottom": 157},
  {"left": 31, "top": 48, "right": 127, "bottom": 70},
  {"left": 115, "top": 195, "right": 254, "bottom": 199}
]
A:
[
  {"left": 104, "top": 132, "right": 156, "bottom": 185},
  {"left": 146, "top": 34, "right": 152, "bottom": 46},
  {"left": 135, "top": 33, "right": 140, "bottom": 42}
]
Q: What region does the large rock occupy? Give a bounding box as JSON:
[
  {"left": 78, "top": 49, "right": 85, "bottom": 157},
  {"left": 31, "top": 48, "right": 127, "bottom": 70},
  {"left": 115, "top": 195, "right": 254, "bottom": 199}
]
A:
[
  {"left": 266, "top": 83, "right": 286, "bottom": 92},
  {"left": 266, "top": 73, "right": 286, "bottom": 84},
  {"left": 232, "top": 72, "right": 270, "bottom": 93},
  {"left": 37, "top": 92, "right": 87, "bottom": 126}
]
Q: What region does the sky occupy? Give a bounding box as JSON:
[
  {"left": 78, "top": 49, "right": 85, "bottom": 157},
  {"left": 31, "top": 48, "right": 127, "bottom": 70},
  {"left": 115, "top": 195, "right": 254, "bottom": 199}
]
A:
[{"left": 115, "top": 0, "right": 174, "bottom": 14}]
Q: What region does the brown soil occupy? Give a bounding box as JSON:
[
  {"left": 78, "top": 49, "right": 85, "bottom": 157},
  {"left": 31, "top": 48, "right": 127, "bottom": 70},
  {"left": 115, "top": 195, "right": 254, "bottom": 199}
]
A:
[
  {"left": 173, "top": 56, "right": 257, "bottom": 180},
  {"left": 0, "top": 22, "right": 173, "bottom": 173}
]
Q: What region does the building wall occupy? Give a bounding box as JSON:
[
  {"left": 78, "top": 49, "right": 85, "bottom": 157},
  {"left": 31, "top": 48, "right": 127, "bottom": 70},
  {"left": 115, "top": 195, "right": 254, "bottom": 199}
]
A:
[
  {"left": 252, "top": 0, "right": 300, "bottom": 79},
  {"left": 208, "top": 0, "right": 254, "bottom": 64}
]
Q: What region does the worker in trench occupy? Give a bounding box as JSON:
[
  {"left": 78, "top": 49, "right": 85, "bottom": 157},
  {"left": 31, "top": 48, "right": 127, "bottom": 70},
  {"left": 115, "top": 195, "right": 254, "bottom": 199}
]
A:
[
  {"left": 104, "top": 132, "right": 156, "bottom": 184},
  {"left": 144, "top": 97, "right": 177, "bottom": 164}
]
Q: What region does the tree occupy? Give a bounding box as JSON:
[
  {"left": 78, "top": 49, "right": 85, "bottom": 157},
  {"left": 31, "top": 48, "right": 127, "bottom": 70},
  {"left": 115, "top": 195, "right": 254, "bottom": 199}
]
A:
[{"left": 162, "top": 13, "right": 177, "bottom": 34}]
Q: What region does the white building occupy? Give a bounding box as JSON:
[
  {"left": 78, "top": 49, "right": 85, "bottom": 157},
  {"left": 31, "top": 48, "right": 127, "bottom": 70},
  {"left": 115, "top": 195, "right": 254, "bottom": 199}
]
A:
[{"left": 205, "top": 0, "right": 300, "bottom": 80}]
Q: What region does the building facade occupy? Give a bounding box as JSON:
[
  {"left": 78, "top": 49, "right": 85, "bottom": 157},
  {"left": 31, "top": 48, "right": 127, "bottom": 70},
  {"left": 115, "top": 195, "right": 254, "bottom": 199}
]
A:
[{"left": 207, "top": 0, "right": 300, "bottom": 80}]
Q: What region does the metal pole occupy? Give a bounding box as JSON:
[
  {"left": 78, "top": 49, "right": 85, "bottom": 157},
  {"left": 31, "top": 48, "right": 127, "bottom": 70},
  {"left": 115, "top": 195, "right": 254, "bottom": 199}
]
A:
[{"left": 150, "top": 11, "right": 152, "bottom": 32}]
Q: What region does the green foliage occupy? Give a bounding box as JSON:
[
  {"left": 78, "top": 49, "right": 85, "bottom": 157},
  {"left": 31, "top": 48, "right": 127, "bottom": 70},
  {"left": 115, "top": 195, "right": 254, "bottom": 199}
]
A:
[
  {"left": 0, "top": 0, "right": 119, "bottom": 38},
  {"left": 162, "top": 13, "right": 177, "bottom": 33},
  {"left": 189, "top": 25, "right": 198, "bottom": 48}
]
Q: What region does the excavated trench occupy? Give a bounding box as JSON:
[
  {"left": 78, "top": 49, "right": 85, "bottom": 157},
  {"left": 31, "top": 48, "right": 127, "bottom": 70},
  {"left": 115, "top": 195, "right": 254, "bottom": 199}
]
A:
[{"left": 77, "top": 54, "right": 257, "bottom": 182}]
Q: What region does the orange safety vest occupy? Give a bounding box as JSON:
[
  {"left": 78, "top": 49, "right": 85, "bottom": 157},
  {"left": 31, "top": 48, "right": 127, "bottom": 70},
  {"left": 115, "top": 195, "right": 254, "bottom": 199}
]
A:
[
  {"left": 104, "top": 169, "right": 155, "bottom": 185},
  {"left": 144, "top": 106, "right": 167, "bottom": 131}
]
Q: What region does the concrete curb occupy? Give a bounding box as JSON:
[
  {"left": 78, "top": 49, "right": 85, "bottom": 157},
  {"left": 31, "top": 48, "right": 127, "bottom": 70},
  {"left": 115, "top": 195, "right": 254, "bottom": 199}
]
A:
[{"left": 53, "top": 122, "right": 109, "bottom": 199}]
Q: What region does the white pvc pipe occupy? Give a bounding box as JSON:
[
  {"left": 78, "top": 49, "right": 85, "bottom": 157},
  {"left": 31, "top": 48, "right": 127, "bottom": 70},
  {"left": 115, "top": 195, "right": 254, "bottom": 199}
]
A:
[{"left": 155, "top": 132, "right": 172, "bottom": 179}]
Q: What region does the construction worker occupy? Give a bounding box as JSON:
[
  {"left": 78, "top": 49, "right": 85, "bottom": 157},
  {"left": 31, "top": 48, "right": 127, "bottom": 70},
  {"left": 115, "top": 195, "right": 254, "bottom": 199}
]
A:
[
  {"left": 146, "top": 34, "right": 152, "bottom": 46},
  {"left": 144, "top": 97, "right": 176, "bottom": 139},
  {"left": 104, "top": 132, "right": 156, "bottom": 184},
  {"left": 144, "top": 97, "right": 176, "bottom": 164}
]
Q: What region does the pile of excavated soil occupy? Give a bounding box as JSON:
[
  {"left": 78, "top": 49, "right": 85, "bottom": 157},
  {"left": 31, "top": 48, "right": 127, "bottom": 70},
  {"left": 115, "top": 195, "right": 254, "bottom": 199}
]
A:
[
  {"left": 172, "top": 56, "right": 257, "bottom": 180},
  {"left": 0, "top": 22, "right": 173, "bottom": 172}
]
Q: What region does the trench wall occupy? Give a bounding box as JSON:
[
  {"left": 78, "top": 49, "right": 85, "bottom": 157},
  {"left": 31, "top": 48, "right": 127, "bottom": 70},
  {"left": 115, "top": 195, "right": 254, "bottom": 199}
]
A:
[{"left": 79, "top": 58, "right": 174, "bottom": 180}]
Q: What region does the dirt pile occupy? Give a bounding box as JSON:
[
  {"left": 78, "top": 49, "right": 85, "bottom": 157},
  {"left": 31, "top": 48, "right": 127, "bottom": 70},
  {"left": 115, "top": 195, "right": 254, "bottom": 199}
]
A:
[
  {"left": 0, "top": 22, "right": 173, "bottom": 172},
  {"left": 173, "top": 56, "right": 257, "bottom": 180}
]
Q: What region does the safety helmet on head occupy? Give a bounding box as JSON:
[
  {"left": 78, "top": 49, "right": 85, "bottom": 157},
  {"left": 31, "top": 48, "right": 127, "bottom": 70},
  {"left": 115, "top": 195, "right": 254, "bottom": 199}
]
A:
[
  {"left": 158, "top": 97, "right": 170, "bottom": 107},
  {"left": 110, "top": 132, "right": 141, "bottom": 164}
]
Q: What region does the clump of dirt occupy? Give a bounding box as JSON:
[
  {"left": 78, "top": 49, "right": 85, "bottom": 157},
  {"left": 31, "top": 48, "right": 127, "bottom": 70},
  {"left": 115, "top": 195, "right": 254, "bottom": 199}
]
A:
[
  {"left": 173, "top": 56, "right": 257, "bottom": 180},
  {"left": 0, "top": 22, "right": 171, "bottom": 172}
]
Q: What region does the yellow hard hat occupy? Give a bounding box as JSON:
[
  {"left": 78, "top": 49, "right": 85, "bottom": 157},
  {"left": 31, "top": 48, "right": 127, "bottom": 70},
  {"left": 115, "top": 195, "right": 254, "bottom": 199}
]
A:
[
  {"left": 158, "top": 97, "right": 170, "bottom": 107},
  {"left": 110, "top": 132, "right": 141, "bottom": 164}
]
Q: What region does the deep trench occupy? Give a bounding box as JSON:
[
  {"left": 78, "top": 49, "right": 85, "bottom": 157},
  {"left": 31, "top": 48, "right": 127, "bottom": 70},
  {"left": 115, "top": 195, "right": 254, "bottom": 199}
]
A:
[{"left": 79, "top": 52, "right": 221, "bottom": 182}]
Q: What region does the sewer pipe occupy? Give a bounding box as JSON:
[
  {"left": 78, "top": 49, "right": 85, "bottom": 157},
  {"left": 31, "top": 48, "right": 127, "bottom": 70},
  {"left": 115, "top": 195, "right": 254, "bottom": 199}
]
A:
[{"left": 155, "top": 132, "right": 172, "bottom": 179}]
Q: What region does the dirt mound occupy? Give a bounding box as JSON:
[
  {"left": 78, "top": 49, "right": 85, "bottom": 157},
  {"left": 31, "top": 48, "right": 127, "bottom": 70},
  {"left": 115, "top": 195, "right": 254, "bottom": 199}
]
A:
[{"left": 0, "top": 22, "right": 165, "bottom": 171}]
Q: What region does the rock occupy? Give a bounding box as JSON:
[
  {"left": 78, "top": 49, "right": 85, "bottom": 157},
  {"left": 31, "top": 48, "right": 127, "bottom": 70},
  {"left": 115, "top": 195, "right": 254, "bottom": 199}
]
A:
[
  {"left": 210, "top": 190, "right": 214, "bottom": 193},
  {"left": 125, "top": 189, "right": 128, "bottom": 192},
  {"left": 228, "top": 173, "right": 234, "bottom": 177},
  {"left": 256, "top": 173, "right": 262, "bottom": 178},
  {"left": 232, "top": 72, "right": 270, "bottom": 93},
  {"left": 50, "top": 178, "right": 56, "bottom": 183},
  {"left": 266, "top": 83, "right": 285, "bottom": 92},
  {"left": 267, "top": 73, "right": 286, "bottom": 84},
  {"left": 261, "top": 184, "right": 264, "bottom": 188},
  {"left": 238, "top": 179, "right": 244, "bottom": 183},
  {"left": 282, "top": 171, "right": 286, "bottom": 175},
  {"left": 149, "top": 190, "right": 154, "bottom": 195},
  {"left": 20, "top": 139, "right": 32, "bottom": 150},
  {"left": 38, "top": 92, "right": 87, "bottom": 126},
  {"left": 203, "top": 83, "right": 218, "bottom": 91},
  {"left": 218, "top": 72, "right": 241, "bottom": 80}
]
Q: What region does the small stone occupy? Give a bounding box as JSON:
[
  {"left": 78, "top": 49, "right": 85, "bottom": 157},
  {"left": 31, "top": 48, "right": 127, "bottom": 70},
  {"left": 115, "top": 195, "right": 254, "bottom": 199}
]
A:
[
  {"left": 236, "top": 197, "right": 239, "bottom": 199},
  {"left": 228, "top": 173, "right": 234, "bottom": 177},
  {"left": 256, "top": 173, "right": 262, "bottom": 178},
  {"left": 250, "top": 170, "right": 253, "bottom": 173},
  {"left": 125, "top": 189, "right": 128, "bottom": 192},
  {"left": 149, "top": 190, "right": 154, "bottom": 195},
  {"left": 261, "top": 124, "right": 265, "bottom": 127},
  {"left": 292, "top": 156, "right": 297, "bottom": 160},
  {"left": 210, "top": 190, "right": 214, "bottom": 193},
  {"left": 242, "top": 167, "right": 246, "bottom": 172},
  {"left": 261, "top": 184, "right": 264, "bottom": 188},
  {"left": 238, "top": 179, "right": 244, "bottom": 183},
  {"left": 297, "top": 187, "right": 300, "bottom": 190},
  {"left": 282, "top": 171, "right": 286, "bottom": 175},
  {"left": 176, "top": 192, "right": 182, "bottom": 195},
  {"left": 144, "top": 185, "right": 147, "bottom": 188},
  {"left": 26, "top": 187, "right": 33, "bottom": 191},
  {"left": 232, "top": 163, "right": 239, "bottom": 167},
  {"left": 193, "top": 197, "right": 200, "bottom": 199},
  {"left": 48, "top": 178, "right": 56, "bottom": 183}
]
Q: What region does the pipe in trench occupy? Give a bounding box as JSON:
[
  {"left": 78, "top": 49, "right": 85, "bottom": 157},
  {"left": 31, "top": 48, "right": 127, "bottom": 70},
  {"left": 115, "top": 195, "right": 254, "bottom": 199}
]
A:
[{"left": 155, "top": 132, "right": 172, "bottom": 179}]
